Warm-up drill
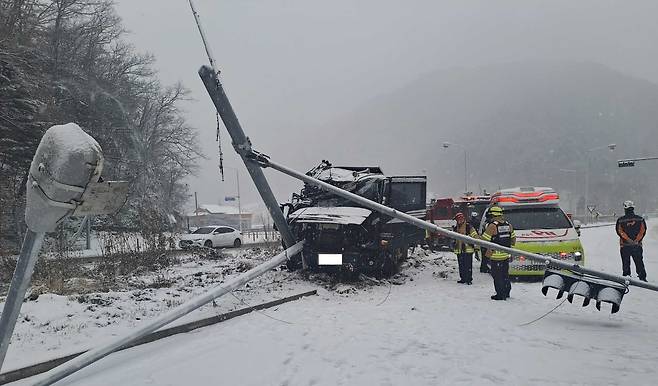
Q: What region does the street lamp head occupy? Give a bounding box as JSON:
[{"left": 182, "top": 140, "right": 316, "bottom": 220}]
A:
[
  {"left": 608, "top": 144, "right": 617, "bottom": 151},
  {"left": 442, "top": 142, "right": 451, "bottom": 149}
]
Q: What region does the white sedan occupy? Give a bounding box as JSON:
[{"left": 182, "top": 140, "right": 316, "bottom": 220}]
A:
[{"left": 179, "top": 226, "right": 243, "bottom": 249}]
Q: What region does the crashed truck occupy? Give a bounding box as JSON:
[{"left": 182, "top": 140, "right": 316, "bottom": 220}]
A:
[{"left": 281, "top": 160, "right": 426, "bottom": 274}]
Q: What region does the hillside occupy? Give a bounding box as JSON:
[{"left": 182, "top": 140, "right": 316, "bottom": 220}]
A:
[{"left": 312, "top": 62, "right": 658, "bottom": 213}]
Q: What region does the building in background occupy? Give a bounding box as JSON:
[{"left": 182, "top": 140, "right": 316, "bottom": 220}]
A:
[{"left": 187, "top": 204, "right": 252, "bottom": 230}]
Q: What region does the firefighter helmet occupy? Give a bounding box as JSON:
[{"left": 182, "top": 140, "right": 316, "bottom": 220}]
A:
[{"left": 489, "top": 206, "right": 504, "bottom": 217}]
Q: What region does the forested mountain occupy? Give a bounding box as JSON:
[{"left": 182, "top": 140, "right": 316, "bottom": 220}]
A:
[
  {"left": 316, "top": 62, "right": 658, "bottom": 215},
  {"left": 0, "top": 0, "right": 201, "bottom": 249}
]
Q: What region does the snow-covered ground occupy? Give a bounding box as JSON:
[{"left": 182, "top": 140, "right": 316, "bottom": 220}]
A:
[
  {"left": 9, "top": 222, "right": 658, "bottom": 385},
  {"left": 1, "top": 247, "right": 315, "bottom": 371}
]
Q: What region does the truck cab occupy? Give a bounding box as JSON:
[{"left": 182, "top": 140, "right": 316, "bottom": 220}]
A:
[{"left": 285, "top": 161, "right": 426, "bottom": 275}]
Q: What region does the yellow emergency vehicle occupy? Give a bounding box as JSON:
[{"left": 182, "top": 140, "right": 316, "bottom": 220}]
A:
[{"left": 481, "top": 187, "right": 585, "bottom": 277}]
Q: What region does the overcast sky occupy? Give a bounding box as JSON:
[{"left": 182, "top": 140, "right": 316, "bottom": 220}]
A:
[{"left": 113, "top": 0, "right": 658, "bottom": 213}]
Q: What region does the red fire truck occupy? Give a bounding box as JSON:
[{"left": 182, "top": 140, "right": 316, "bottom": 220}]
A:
[
  {"left": 454, "top": 194, "right": 492, "bottom": 228},
  {"left": 425, "top": 194, "right": 492, "bottom": 251},
  {"left": 425, "top": 198, "right": 458, "bottom": 250}
]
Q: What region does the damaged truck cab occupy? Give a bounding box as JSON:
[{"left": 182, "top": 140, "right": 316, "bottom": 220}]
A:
[{"left": 284, "top": 161, "right": 426, "bottom": 275}]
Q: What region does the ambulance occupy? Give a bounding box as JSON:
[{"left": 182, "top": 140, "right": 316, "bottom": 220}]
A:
[{"left": 482, "top": 187, "right": 585, "bottom": 277}]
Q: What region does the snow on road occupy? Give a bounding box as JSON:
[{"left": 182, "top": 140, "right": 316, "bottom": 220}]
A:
[{"left": 15, "top": 222, "right": 658, "bottom": 385}]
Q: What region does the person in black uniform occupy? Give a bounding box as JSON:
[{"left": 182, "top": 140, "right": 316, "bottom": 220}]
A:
[
  {"left": 478, "top": 210, "right": 493, "bottom": 273},
  {"left": 615, "top": 200, "right": 648, "bottom": 282},
  {"left": 481, "top": 206, "right": 516, "bottom": 300}
]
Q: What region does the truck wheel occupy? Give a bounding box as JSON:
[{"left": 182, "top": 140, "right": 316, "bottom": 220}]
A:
[{"left": 204, "top": 240, "right": 213, "bottom": 248}]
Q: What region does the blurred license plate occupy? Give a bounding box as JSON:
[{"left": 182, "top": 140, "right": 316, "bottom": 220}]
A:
[{"left": 318, "top": 254, "right": 342, "bottom": 265}]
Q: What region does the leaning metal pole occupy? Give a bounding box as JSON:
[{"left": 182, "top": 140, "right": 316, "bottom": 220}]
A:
[
  {"left": 198, "top": 66, "right": 296, "bottom": 250},
  {"left": 32, "top": 241, "right": 304, "bottom": 386},
  {"left": 0, "top": 230, "right": 46, "bottom": 369},
  {"left": 190, "top": 1, "right": 296, "bottom": 249},
  {"left": 254, "top": 155, "right": 658, "bottom": 293}
]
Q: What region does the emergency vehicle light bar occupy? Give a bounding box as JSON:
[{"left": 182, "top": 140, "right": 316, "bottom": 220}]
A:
[{"left": 493, "top": 193, "right": 559, "bottom": 204}]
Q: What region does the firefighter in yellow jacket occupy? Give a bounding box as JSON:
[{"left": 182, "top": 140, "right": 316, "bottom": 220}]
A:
[
  {"left": 452, "top": 212, "right": 479, "bottom": 285},
  {"left": 481, "top": 206, "right": 516, "bottom": 300}
]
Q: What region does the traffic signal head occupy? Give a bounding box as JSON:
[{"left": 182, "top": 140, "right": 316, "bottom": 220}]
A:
[
  {"left": 596, "top": 287, "right": 625, "bottom": 314},
  {"left": 541, "top": 269, "right": 628, "bottom": 313},
  {"left": 541, "top": 272, "right": 565, "bottom": 298}
]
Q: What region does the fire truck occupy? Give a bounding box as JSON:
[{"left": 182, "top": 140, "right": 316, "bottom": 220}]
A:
[
  {"left": 425, "top": 194, "right": 492, "bottom": 251},
  {"left": 425, "top": 198, "right": 457, "bottom": 250},
  {"left": 454, "top": 194, "right": 492, "bottom": 228}
]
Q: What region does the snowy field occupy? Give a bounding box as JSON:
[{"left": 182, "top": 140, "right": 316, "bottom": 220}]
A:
[
  {"left": 8, "top": 221, "right": 658, "bottom": 385},
  {"left": 59, "top": 230, "right": 279, "bottom": 260}
]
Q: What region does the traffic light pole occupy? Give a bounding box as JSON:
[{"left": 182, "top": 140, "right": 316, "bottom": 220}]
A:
[
  {"left": 247, "top": 152, "right": 658, "bottom": 293},
  {"left": 618, "top": 156, "right": 658, "bottom": 168}
]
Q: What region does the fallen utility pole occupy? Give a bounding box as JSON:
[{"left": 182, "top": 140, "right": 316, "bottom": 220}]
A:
[{"left": 31, "top": 241, "right": 304, "bottom": 386}]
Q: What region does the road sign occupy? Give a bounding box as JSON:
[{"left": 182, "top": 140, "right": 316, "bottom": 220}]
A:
[
  {"left": 618, "top": 160, "right": 636, "bottom": 168},
  {"left": 587, "top": 205, "right": 596, "bottom": 213}
]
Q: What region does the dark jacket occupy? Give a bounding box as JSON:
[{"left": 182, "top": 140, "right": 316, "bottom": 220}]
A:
[
  {"left": 482, "top": 219, "right": 516, "bottom": 260},
  {"left": 616, "top": 212, "right": 647, "bottom": 247},
  {"left": 469, "top": 218, "right": 482, "bottom": 233}
]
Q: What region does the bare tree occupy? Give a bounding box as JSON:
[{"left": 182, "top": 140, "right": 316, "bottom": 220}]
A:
[{"left": 0, "top": 0, "right": 202, "bottom": 250}]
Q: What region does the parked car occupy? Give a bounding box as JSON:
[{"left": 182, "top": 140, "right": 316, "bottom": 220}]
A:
[{"left": 179, "top": 226, "right": 243, "bottom": 249}]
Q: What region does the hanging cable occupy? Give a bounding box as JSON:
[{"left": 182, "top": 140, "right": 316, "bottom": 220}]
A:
[
  {"left": 216, "top": 112, "right": 224, "bottom": 181},
  {"left": 189, "top": 0, "right": 225, "bottom": 182},
  {"left": 519, "top": 298, "right": 568, "bottom": 327},
  {"left": 229, "top": 291, "right": 293, "bottom": 325},
  {"left": 376, "top": 280, "right": 393, "bottom": 306}
]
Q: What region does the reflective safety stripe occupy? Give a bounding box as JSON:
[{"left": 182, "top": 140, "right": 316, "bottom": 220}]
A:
[
  {"left": 490, "top": 251, "right": 510, "bottom": 260},
  {"left": 453, "top": 224, "right": 479, "bottom": 253}
]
